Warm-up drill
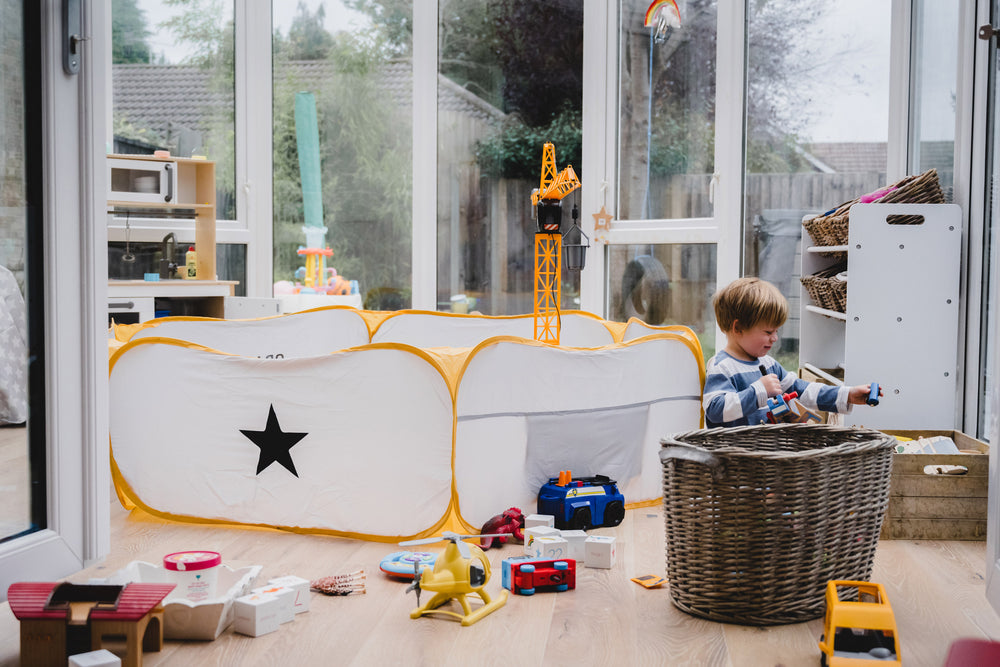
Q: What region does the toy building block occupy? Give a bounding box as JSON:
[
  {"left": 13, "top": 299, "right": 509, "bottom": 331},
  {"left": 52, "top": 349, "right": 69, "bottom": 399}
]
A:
[
  {"left": 524, "top": 535, "right": 569, "bottom": 560},
  {"left": 584, "top": 535, "right": 617, "bottom": 569},
  {"left": 8, "top": 582, "right": 174, "bottom": 667},
  {"left": 523, "top": 525, "right": 561, "bottom": 554},
  {"left": 524, "top": 513, "right": 554, "bottom": 528},
  {"left": 501, "top": 556, "right": 576, "bottom": 595},
  {"left": 69, "top": 649, "right": 121, "bottom": 667}
]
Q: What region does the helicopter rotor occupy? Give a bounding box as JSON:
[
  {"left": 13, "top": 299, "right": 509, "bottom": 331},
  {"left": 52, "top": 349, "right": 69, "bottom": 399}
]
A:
[{"left": 400, "top": 531, "right": 511, "bottom": 561}]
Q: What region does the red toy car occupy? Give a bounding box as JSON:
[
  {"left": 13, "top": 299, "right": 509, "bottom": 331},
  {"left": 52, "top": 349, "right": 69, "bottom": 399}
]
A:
[{"left": 501, "top": 557, "right": 576, "bottom": 595}]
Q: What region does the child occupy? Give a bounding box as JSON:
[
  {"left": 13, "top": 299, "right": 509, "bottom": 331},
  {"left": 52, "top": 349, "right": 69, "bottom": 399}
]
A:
[{"left": 703, "top": 277, "right": 876, "bottom": 428}]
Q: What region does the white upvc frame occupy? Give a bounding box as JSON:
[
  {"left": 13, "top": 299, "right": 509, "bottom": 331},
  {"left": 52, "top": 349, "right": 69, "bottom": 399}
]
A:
[
  {"left": 236, "top": 0, "right": 272, "bottom": 297},
  {"left": 1, "top": 0, "right": 109, "bottom": 598},
  {"left": 962, "top": 0, "right": 993, "bottom": 435},
  {"left": 888, "top": 0, "right": 912, "bottom": 182},
  {"left": 581, "top": 0, "right": 743, "bottom": 344},
  {"left": 976, "top": 0, "right": 1000, "bottom": 619},
  {"left": 410, "top": 3, "right": 438, "bottom": 311}
]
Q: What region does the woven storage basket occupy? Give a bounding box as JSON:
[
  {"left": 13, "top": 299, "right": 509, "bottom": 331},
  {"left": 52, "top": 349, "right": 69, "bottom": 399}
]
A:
[
  {"left": 659, "top": 424, "right": 894, "bottom": 626},
  {"left": 803, "top": 168, "right": 944, "bottom": 252},
  {"left": 800, "top": 261, "right": 848, "bottom": 312}
]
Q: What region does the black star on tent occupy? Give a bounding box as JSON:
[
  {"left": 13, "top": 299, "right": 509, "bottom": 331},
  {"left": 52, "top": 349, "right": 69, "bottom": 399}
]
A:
[{"left": 240, "top": 404, "right": 308, "bottom": 477}]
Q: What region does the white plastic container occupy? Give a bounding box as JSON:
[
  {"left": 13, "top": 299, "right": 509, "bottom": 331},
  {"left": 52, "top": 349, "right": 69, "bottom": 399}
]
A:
[{"left": 163, "top": 550, "right": 222, "bottom": 602}]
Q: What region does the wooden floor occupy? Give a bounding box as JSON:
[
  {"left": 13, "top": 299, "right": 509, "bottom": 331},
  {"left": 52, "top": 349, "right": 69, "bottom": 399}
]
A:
[
  {"left": 0, "top": 424, "right": 29, "bottom": 539},
  {"left": 2, "top": 497, "right": 999, "bottom": 667}
]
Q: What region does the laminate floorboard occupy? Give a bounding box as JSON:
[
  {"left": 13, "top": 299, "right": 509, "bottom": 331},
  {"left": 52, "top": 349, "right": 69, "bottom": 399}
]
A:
[{"left": 1, "top": 498, "right": 998, "bottom": 666}]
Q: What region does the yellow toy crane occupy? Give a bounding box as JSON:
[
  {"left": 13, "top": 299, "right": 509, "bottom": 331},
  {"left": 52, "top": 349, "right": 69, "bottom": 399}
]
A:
[{"left": 531, "top": 142, "right": 582, "bottom": 345}]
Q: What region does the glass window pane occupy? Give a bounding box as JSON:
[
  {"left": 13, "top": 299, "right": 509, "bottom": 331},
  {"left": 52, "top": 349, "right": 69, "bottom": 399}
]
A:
[
  {"left": 618, "top": 0, "right": 716, "bottom": 221},
  {"left": 108, "top": 241, "right": 245, "bottom": 296},
  {"left": 605, "top": 243, "right": 717, "bottom": 362},
  {"left": 112, "top": 0, "right": 236, "bottom": 219},
  {"left": 911, "top": 0, "right": 958, "bottom": 200},
  {"left": 436, "top": 0, "right": 584, "bottom": 315},
  {"left": 744, "top": 0, "right": 891, "bottom": 373},
  {"left": 1, "top": 0, "right": 33, "bottom": 540},
  {"left": 272, "top": 2, "right": 411, "bottom": 310}
]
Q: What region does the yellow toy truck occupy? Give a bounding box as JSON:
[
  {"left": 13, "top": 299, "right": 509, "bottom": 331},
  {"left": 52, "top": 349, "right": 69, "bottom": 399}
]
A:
[{"left": 818, "top": 580, "right": 901, "bottom": 666}]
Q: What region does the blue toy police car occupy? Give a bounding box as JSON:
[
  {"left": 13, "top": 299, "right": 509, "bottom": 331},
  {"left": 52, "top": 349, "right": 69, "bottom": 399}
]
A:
[{"left": 537, "top": 473, "right": 626, "bottom": 530}]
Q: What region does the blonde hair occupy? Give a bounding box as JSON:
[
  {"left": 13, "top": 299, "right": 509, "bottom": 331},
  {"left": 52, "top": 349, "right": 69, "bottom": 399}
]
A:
[{"left": 712, "top": 277, "right": 788, "bottom": 333}]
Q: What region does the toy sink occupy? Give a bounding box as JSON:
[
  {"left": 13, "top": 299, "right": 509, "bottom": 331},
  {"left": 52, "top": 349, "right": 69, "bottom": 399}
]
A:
[{"left": 89, "top": 560, "right": 262, "bottom": 640}]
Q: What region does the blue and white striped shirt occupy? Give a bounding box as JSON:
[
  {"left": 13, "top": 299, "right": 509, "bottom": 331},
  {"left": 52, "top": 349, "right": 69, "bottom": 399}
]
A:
[{"left": 703, "top": 351, "right": 850, "bottom": 427}]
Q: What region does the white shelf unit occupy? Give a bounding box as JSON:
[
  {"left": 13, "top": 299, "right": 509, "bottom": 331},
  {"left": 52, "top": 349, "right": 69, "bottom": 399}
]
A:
[{"left": 799, "top": 203, "right": 961, "bottom": 429}]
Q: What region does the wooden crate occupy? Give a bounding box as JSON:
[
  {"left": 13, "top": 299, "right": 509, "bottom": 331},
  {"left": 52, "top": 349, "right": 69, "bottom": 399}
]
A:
[{"left": 880, "top": 429, "right": 989, "bottom": 540}]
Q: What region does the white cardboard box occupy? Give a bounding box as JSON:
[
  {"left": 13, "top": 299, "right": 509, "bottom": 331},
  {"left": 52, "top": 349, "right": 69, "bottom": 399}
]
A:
[
  {"left": 524, "top": 513, "right": 555, "bottom": 528},
  {"left": 252, "top": 584, "right": 295, "bottom": 623},
  {"left": 523, "top": 525, "right": 561, "bottom": 554},
  {"left": 268, "top": 575, "right": 311, "bottom": 613},
  {"left": 234, "top": 593, "right": 281, "bottom": 637},
  {"left": 68, "top": 649, "right": 121, "bottom": 667},
  {"left": 585, "top": 535, "right": 617, "bottom": 569},
  {"left": 561, "top": 530, "right": 588, "bottom": 562},
  {"left": 525, "top": 535, "right": 569, "bottom": 560},
  {"left": 90, "top": 560, "right": 262, "bottom": 640}
]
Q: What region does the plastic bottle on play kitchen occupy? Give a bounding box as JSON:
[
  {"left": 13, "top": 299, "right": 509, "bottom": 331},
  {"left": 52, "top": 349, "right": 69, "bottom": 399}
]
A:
[{"left": 185, "top": 246, "right": 197, "bottom": 279}]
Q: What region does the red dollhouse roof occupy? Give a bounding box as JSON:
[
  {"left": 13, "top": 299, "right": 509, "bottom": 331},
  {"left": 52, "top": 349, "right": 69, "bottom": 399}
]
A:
[{"left": 8, "top": 582, "right": 176, "bottom": 622}]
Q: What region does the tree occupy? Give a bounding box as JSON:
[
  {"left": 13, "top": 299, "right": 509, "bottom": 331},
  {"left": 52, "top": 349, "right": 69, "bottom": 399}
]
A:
[
  {"left": 283, "top": 2, "right": 336, "bottom": 61},
  {"left": 112, "top": 0, "right": 151, "bottom": 64},
  {"left": 272, "top": 25, "right": 413, "bottom": 305}
]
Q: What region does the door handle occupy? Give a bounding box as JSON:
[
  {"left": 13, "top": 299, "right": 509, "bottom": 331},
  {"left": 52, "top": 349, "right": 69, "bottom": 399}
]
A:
[
  {"left": 62, "top": 0, "right": 88, "bottom": 75},
  {"left": 164, "top": 163, "right": 174, "bottom": 202}
]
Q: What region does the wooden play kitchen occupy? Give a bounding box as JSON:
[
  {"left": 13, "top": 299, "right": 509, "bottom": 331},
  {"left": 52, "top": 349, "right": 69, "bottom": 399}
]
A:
[{"left": 107, "top": 153, "right": 217, "bottom": 282}]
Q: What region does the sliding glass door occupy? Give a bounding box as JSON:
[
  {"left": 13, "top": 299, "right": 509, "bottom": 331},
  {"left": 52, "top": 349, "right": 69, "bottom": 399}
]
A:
[{"left": 0, "top": 0, "right": 109, "bottom": 599}]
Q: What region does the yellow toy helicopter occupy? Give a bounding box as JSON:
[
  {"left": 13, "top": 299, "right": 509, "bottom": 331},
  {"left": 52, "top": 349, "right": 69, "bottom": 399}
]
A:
[{"left": 399, "top": 531, "right": 509, "bottom": 626}]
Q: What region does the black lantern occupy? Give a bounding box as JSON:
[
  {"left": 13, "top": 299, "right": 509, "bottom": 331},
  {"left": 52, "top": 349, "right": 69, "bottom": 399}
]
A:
[{"left": 562, "top": 204, "right": 589, "bottom": 271}]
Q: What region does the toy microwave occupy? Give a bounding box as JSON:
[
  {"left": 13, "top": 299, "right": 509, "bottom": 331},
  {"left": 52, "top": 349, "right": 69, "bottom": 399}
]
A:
[{"left": 108, "top": 156, "right": 177, "bottom": 204}]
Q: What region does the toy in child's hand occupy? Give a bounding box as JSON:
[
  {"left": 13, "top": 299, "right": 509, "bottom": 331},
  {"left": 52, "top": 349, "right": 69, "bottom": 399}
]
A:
[
  {"left": 765, "top": 391, "right": 798, "bottom": 423},
  {"left": 867, "top": 382, "right": 881, "bottom": 406},
  {"left": 479, "top": 507, "right": 525, "bottom": 549}
]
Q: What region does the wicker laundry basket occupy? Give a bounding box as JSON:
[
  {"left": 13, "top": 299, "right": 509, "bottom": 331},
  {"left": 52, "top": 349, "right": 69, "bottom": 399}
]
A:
[{"left": 659, "top": 424, "right": 895, "bottom": 626}]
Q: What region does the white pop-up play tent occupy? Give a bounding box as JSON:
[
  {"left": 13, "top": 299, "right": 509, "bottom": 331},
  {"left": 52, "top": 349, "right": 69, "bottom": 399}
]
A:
[{"left": 109, "top": 309, "right": 704, "bottom": 540}]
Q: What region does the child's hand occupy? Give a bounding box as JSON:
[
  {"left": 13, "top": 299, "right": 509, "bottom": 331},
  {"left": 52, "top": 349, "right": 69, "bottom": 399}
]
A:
[
  {"left": 760, "top": 373, "right": 782, "bottom": 397},
  {"left": 847, "top": 384, "right": 880, "bottom": 405}
]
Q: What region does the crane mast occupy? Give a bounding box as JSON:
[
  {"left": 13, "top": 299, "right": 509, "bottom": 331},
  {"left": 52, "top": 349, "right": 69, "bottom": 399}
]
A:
[{"left": 531, "top": 143, "right": 581, "bottom": 344}]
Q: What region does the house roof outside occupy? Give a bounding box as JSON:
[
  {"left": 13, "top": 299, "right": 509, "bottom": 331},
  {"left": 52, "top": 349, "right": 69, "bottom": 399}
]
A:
[
  {"left": 112, "top": 60, "right": 505, "bottom": 152},
  {"left": 803, "top": 140, "right": 955, "bottom": 177}
]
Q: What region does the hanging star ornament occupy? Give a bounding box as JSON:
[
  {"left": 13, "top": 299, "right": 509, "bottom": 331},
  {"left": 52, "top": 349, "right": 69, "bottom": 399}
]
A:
[
  {"left": 592, "top": 205, "right": 614, "bottom": 243},
  {"left": 240, "top": 404, "right": 308, "bottom": 477}
]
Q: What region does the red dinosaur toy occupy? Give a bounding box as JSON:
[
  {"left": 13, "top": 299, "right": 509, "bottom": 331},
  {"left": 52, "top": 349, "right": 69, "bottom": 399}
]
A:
[{"left": 479, "top": 507, "right": 525, "bottom": 549}]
